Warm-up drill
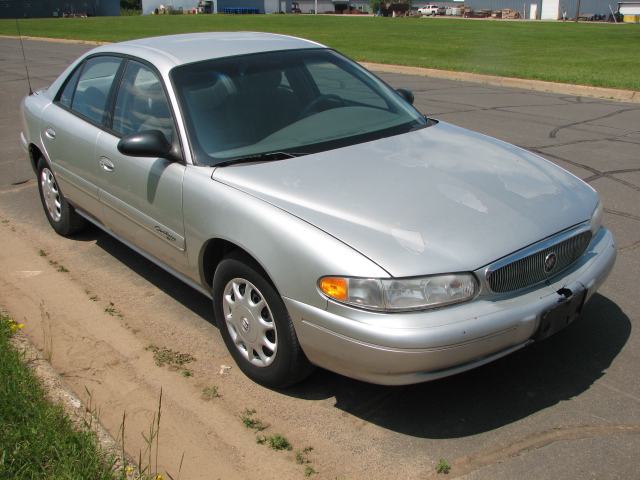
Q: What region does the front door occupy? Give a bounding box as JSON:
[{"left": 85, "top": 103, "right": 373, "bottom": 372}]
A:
[{"left": 96, "top": 60, "right": 188, "bottom": 273}]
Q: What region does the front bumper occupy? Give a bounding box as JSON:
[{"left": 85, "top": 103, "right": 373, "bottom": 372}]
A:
[{"left": 285, "top": 227, "right": 617, "bottom": 385}]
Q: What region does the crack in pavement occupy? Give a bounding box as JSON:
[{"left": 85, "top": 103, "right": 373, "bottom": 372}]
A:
[
  {"left": 0, "top": 180, "right": 33, "bottom": 192},
  {"left": 592, "top": 174, "right": 640, "bottom": 193},
  {"left": 549, "top": 107, "right": 640, "bottom": 139},
  {"left": 527, "top": 148, "right": 601, "bottom": 175},
  {"left": 527, "top": 148, "right": 640, "bottom": 193},
  {"left": 424, "top": 423, "right": 640, "bottom": 479},
  {"left": 585, "top": 169, "right": 640, "bottom": 182},
  {"left": 618, "top": 239, "right": 640, "bottom": 253},
  {"left": 532, "top": 131, "right": 640, "bottom": 150},
  {"left": 603, "top": 208, "right": 640, "bottom": 223},
  {"left": 421, "top": 100, "right": 640, "bottom": 147}
]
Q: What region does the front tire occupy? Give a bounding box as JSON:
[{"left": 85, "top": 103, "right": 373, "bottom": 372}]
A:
[
  {"left": 213, "top": 253, "right": 314, "bottom": 388},
  {"left": 37, "top": 157, "right": 87, "bottom": 236}
]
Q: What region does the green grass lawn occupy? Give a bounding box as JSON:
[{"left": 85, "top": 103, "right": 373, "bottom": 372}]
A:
[
  {"left": 0, "top": 313, "right": 121, "bottom": 479},
  {"left": 1, "top": 15, "right": 639, "bottom": 90}
]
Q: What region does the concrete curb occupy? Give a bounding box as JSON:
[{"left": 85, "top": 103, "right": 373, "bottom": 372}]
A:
[
  {"left": 0, "top": 34, "right": 108, "bottom": 46},
  {"left": 360, "top": 62, "right": 640, "bottom": 103},
  {"left": 9, "top": 331, "right": 139, "bottom": 480}
]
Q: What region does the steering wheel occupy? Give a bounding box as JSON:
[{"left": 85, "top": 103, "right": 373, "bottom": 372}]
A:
[{"left": 298, "top": 94, "right": 345, "bottom": 120}]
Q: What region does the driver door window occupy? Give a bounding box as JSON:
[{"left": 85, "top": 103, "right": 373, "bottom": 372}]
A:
[{"left": 112, "top": 61, "right": 174, "bottom": 142}]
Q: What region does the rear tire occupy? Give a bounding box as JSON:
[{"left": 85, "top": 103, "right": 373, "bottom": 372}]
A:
[
  {"left": 213, "top": 253, "right": 315, "bottom": 388},
  {"left": 37, "top": 157, "right": 87, "bottom": 236}
]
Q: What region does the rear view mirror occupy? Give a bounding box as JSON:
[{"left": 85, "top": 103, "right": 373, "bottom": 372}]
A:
[
  {"left": 396, "top": 88, "right": 415, "bottom": 105},
  {"left": 117, "top": 130, "right": 181, "bottom": 162}
]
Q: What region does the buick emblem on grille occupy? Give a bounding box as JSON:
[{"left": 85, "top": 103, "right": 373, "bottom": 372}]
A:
[{"left": 544, "top": 253, "right": 557, "bottom": 273}]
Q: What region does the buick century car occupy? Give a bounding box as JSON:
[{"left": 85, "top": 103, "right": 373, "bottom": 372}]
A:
[{"left": 21, "top": 32, "right": 616, "bottom": 388}]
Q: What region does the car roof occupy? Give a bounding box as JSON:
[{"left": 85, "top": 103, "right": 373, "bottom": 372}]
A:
[{"left": 88, "top": 32, "right": 327, "bottom": 70}]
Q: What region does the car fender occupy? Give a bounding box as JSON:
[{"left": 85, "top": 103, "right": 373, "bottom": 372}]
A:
[
  {"left": 182, "top": 166, "right": 389, "bottom": 310},
  {"left": 21, "top": 92, "right": 51, "bottom": 171}
]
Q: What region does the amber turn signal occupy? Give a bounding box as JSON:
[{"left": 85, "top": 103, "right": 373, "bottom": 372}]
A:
[{"left": 319, "top": 277, "right": 348, "bottom": 301}]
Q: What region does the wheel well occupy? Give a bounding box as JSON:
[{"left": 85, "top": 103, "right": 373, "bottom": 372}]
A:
[
  {"left": 201, "top": 239, "right": 270, "bottom": 292},
  {"left": 28, "top": 144, "right": 43, "bottom": 173}
]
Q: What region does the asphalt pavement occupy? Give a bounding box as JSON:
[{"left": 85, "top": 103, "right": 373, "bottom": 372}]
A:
[{"left": 1, "top": 36, "right": 639, "bottom": 479}]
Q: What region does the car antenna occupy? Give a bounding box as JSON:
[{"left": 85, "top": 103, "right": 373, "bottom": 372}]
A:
[{"left": 15, "top": 14, "right": 33, "bottom": 95}]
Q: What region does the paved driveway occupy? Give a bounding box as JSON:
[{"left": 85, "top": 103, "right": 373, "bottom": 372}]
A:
[{"left": 1, "top": 37, "right": 639, "bottom": 479}]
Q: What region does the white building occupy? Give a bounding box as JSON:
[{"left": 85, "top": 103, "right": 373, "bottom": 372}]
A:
[{"left": 142, "top": 0, "right": 290, "bottom": 14}]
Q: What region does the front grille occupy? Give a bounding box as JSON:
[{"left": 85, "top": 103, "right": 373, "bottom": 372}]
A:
[{"left": 486, "top": 230, "right": 592, "bottom": 293}]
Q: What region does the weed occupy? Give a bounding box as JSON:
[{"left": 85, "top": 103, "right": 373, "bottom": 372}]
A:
[
  {"left": 305, "top": 465, "right": 318, "bottom": 476},
  {"left": 104, "top": 302, "right": 123, "bottom": 317},
  {"left": 146, "top": 344, "right": 195, "bottom": 368},
  {"left": 238, "top": 408, "right": 266, "bottom": 431},
  {"left": 81, "top": 387, "right": 104, "bottom": 433},
  {"left": 90, "top": 295, "right": 100, "bottom": 302},
  {"left": 39, "top": 249, "right": 48, "bottom": 256},
  {"left": 254, "top": 433, "right": 293, "bottom": 450},
  {"left": 1, "top": 219, "right": 9, "bottom": 223},
  {"left": 139, "top": 389, "right": 163, "bottom": 480},
  {"left": 296, "top": 446, "right": 314, "bottom": 464},
  {"left": 2, "top": 316, "right": 24, "bottom": 336},
  {"left": 47, "top": 259, "right": 69, "bottom": 272},
  {"left": 123, "top": 322, "right": 139, "bottom": 334},
  {"left": 182, "top": 370, "right": 192, "bottom": 378},
  {"left": 266, "top": 434, "right": 292, "bottom": 451},
  {"left": 202, "top": 386, "right": 219, "bottom": 398},
  {"left": 436, "top": 459, "right": 451, "bottom": 474},
  {"left": 130, "top": 389, "right": 185, "bottom": 479}
]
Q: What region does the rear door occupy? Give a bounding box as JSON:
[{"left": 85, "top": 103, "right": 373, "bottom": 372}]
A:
[{"left": 40, "top": 55, "right": 123, "bottom": 220}]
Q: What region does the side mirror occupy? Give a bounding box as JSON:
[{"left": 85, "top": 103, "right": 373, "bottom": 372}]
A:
[
  {"left": 117, "top": 130, "right": 180, "bottom": 161},
  {"left": 396, "top": 88, "right": 415, "bottom": 105}
]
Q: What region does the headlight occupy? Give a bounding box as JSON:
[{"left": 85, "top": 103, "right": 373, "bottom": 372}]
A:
[
  {"left": 319, "top": 274, "right": 478, "bottom": 312},
  {"left": 590, "top": 199, "right": 603, "bottom": 235}
]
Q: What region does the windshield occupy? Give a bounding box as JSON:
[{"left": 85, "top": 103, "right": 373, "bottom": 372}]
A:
[{"left": 172, "top": 49, "right": 428, "bottom": 166}]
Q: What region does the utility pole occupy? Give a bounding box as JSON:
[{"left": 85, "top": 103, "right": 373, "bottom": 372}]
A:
[{"left": 574, "top": 0, "right": 581, "bottom": 21}]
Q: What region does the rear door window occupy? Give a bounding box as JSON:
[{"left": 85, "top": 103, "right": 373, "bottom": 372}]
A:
[{"left": 59, "top": 56, "right": 123, "bottom": 124}]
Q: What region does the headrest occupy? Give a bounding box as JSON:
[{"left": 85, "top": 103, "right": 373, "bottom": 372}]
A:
[{"left": 241, "top": 69, "right": 281, "bottom": 92}]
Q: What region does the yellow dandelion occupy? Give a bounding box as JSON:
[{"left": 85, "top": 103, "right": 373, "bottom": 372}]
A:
[
  {"left": 9, "top": 324, "right": 17, "bottom": 331},
  {"left": 8, "top": 318, "right": 14, "bottom": 323},
  {"left": 18, "top": 324, "right": 24, "bottom": 329},
  {"left": 124, "top": 467, "right": 133, "bottom": 472},
  {"left": 156, "top": 475, "right": 164, "bottom": 480}
]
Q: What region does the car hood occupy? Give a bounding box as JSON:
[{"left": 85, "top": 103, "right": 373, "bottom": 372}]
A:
[{"left": 212, "top": 122, "right": 597, "bottom": 277}]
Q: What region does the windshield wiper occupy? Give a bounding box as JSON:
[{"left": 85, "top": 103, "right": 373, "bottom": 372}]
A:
[{"left": 215, "top": 151, "right": 305, "bottom": 168}]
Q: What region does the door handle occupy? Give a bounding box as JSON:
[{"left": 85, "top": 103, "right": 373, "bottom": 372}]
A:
[
  {"left": 44, "top": 127, "right": 56, "bottom": 140},
  {"left": 99, "top": 157, "right": 115, "bottom": 172}
]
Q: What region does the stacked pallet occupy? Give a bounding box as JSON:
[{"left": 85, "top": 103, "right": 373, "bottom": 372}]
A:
[{"left": 501, "top": 9, "right": 521, "bottom": 18}]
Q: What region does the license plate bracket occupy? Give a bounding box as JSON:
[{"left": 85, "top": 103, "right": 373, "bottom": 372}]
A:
[{"left": 534, "top": 289, "right": 587, "bottom": 341}]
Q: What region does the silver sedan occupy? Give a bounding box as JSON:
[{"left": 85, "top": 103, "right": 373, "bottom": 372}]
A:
[{"left": 21, "top": 32, "right": 616, "bottom": 388}]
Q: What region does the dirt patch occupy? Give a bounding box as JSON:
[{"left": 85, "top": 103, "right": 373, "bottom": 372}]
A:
[{"left": 0, "top": 209, "right": 413, "bottom": 479}]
